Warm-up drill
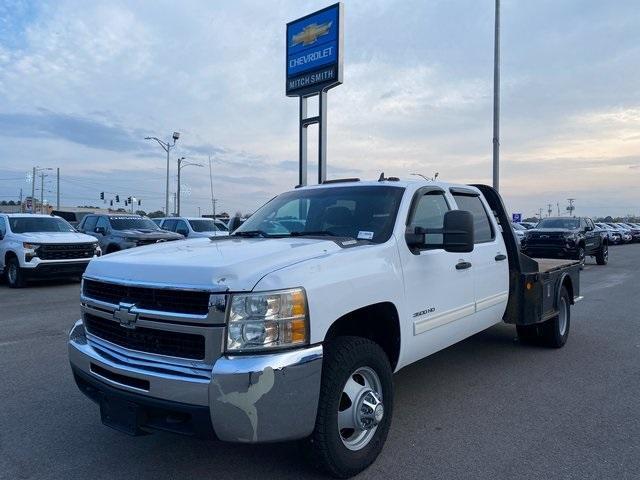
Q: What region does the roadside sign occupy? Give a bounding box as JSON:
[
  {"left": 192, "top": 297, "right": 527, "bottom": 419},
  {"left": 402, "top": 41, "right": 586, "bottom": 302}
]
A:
[
  {"left": 512, "top": 213, "right": 522, "bottom": 223},
  {"left": 286, "top": 3, "right": 343, "bottom": 97},
  {"left": 26, "top": 199, "right": 32, "bottom": 212}
]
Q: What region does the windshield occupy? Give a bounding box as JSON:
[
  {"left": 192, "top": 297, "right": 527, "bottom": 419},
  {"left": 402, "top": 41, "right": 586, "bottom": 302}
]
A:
[
  {"left": 536, "top": 218, "right": 580, "bottom": 229},
  {"left": 235, "top": 185, "right": 405, "bottom": 242},
  {"left": 109, "top": 217, "right": 159, "bottom": 231},
  {"left": 9, "top": 217, "right": 76, "bottom": 233},
  {"left": 189, "top": 219, "right": 224, "bottom": 232}
]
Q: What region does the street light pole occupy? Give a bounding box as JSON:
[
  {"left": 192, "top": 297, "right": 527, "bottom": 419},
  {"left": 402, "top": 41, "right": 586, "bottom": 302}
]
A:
[
  {"left": 492, "top": 0, "right": 501, "bottom": 191},
  {"left": 145, "top": 132, "right": 180, "bottom": 216},
  {"left": 176, "top": 157, "right": 203, "bottom": 216}
]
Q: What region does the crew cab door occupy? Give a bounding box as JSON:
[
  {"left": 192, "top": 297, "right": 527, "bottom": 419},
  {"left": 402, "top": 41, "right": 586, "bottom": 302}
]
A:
[
  {"left": 398, "top": 188, "right": 476, "bottom": 365},
  {"left": 451, "top": 190, "right": 509, "bottom": 329}
]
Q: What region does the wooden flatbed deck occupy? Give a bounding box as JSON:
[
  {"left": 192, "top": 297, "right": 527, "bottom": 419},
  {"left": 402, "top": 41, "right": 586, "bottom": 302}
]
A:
[{"left": 535, "top": 258, "right": 579, "bottom": 273}]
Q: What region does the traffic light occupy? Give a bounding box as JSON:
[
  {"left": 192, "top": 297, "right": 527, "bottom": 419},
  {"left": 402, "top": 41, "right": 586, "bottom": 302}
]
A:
[
  {"left": 115, "top": 195, "right": 120, "bottom": 203},
  {"left": 138, "top": 199, "right": 141, "bottom": 206},
  {"left": 128, "top": 196, "right": 132, "bottom": 203},
  {"left": 100, "top": 192, "right": 104, "bottom": 200},
  {"left": 110, "top": 200, "right": 113, "bottom": 206},
  {"left": 124, "top": 200, "right": 128, "bottom": 206}
]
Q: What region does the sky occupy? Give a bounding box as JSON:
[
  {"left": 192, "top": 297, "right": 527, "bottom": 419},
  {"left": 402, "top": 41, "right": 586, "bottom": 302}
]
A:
[{"left": 0, "top": 0, "right": 638, "bottom": 219}]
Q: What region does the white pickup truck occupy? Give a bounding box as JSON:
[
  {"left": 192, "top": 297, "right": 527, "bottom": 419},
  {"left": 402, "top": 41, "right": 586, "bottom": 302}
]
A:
[
  {"left": 68, "top": 179, "right": 580, "bottom": 478},
  {"left": 1, "top": 213, "right": 101, "bottom": 287}
]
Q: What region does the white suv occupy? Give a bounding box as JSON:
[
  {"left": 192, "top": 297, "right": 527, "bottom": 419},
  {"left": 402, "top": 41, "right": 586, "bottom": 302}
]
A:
[
  {"left": 0, "top": 214, "right": 101, "bottom": 287},
  {"left": 157, "top": 217, "right": 229, "bottom": 238}
]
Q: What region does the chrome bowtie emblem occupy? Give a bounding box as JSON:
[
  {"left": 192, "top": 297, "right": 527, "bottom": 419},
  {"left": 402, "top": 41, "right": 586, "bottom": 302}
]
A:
[
  {"left": 114, "top": 302, "right": 138, "bottom": 329},
  {"left": 290, "top": 21, "right": 333, "bottom": 47}
]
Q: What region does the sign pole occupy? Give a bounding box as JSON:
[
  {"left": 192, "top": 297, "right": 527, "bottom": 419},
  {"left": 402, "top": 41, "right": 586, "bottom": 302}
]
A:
[
  {"left": 286, "top": 3, "right": 343, "bottom": 187},
  {"left": 299, "top": 97, "right": 308, "bottom": 186},
  {"left": 318, "top": 90, "right": 328, "bottom": 184}
]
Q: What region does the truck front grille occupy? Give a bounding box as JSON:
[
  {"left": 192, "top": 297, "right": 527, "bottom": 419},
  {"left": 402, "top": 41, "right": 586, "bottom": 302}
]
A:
[
  {"left": 37, "top": 243, "right": 95, "bottom": 260},
  {"left": 83, "top": 279, "right": 210, "bottom": 315},
  {"left": 84, "top": 313, "right": 205, "bottom": 360}
]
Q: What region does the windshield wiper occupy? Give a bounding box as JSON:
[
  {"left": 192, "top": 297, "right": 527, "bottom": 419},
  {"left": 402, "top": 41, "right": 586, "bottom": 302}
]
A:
[{"left": 233, "top": 230, "right": 270, "bottom": 238}]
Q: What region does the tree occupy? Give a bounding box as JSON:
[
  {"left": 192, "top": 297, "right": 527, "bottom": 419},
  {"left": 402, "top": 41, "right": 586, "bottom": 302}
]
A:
[
  {"left": 147, "top": 210, "right": 165, "bottom": 218},
  {"left": 135, "top": 210, "right": 147, "bottom": 216}
]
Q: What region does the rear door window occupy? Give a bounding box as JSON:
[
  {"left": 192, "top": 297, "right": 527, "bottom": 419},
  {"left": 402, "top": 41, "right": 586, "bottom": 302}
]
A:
[{"left": 452, "top": 194, "right": 495, "bottom": 243}]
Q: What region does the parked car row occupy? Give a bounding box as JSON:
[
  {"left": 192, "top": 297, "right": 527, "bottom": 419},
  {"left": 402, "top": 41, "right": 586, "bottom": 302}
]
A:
[
  {"left": 510, "top": 216, "right": 640, "bottom": 268},
  {"left": 0, "top": 213, "right": 232, "bottom": 287}
]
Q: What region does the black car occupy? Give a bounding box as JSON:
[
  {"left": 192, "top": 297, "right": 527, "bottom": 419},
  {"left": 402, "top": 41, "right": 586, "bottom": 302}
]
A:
[
  {"left": 520, "top": 216, "right": 608, "bottom": 266},
  {"left": 78, "top": 214, "right": 184, "bottom": 254}
]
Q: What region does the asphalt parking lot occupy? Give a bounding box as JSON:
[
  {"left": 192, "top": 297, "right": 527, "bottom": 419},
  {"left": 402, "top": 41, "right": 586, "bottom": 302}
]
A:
[{"left": 1, "top": 245, "right": 639, "bottom": 480}]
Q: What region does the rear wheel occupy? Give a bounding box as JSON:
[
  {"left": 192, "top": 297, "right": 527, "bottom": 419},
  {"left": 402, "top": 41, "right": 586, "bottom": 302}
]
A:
[
  {"left": 540, "top": 286, "right": 571, "bottom": 348},
  {"left": 596, "top": 243, "right": 608, "bottom": 265},
  {"left": 306, "top": 337, "right": 393, "bottom": 478},
  {"left": 6, "top": 257, "right": 26, "bottom": 288},
  {"left": 518, "top": 286, "right": 571, "bottom": 348}
]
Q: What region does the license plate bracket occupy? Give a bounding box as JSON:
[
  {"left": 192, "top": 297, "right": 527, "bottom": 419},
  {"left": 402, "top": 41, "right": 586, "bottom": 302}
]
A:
[{"left": 100, "top": 395, "right": 143, "bottom": 436}]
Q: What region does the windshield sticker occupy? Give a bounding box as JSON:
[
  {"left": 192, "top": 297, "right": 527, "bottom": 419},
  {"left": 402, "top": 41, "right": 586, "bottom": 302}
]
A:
[
  {"left": 357, "top": 231, "right": 374, "bottom": 240},
  {"left": 342, "top": 239, "right": 357, "bottom": 246}
]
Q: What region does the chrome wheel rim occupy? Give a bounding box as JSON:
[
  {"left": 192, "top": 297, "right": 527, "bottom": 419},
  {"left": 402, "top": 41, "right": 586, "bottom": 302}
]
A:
[
  {"left": 603, "top": 245, "right": 608, "bottom": 261},
  {"left": 578, "top": 248, "right": 585, "bottom": 266},
  {"left": 558, "top": 296, "right": 568, "bottom": 336},
  {"left": 7, "top": 263, "right": 17, "bottom": 284},
  {"left": 338, "top": 366, "right": 383, "bottom": 451}
]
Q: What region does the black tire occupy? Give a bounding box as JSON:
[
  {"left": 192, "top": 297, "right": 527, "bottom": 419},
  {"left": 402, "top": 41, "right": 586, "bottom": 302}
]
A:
[
  {"left": 575, "top": 245, "right": 586, "bottom": 269},
  {"left": 105, "top": 245, "right": 120, "bottom": 254},
  {"left": 306, "top": 336, "right": 394, "bottom": 478},
  {"left": 6, "top": 257, "right": 26, "bottom": 288},
  {"left": 540, "top": 286, "right": 571, "bottom": 348},
  {"left": 595, "top": 243, "right": 608, "bottom": 265}
]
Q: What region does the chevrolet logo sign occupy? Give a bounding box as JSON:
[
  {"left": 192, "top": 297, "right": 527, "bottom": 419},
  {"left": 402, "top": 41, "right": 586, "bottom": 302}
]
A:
[
  {"left": 113, "top": 302, "right": 138, "bottom": 329},
  {"left": 290, "top": 21, "right": 332, "bottom": 47}
]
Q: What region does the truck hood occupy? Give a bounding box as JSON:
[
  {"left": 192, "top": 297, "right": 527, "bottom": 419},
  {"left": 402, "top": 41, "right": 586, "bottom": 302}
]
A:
[
  {"left": 16, "top": 232, "right": 98, "bottom": 244},
  {"left": 529, "top": 228, "right": 577, "bottom": 234},
  {"left": 84, "top": 236, "right": 341, "bottom": 291}
]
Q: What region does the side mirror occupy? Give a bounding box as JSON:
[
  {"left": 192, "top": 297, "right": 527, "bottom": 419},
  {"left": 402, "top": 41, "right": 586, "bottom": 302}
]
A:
[
  {"left": 442, "top": 210, "right": 474, "bottom": 253},
  {"left": 228, "top": 217, "right": 242, "bottom": 232},
  {"left": 94, "top": 226, "right": 106, "bottom": 235}
]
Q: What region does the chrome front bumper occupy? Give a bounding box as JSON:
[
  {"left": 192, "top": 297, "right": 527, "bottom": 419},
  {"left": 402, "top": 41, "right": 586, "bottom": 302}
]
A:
[{"left": 68, "top": 320, "right": 323, "bottom": 442}]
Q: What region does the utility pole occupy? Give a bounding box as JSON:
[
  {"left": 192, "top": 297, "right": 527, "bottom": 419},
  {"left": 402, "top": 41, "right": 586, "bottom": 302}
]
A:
[
  {"left": 492, "top": 0, "right": 501, "bottom": 191},
  {"left": 145, "top": 132, "right": 180, "bottom": 216},
  {"left": 176, "top": 157, "right": 203, "bottom": 216},
  {"left": 56, "top": 168, "right": 60, "bottom": 210},
  {"left": 538, "top": 208, "right": 543, "bottom": 220},
  {"left": 19, "top": 188, "right": 23, "bottom": 213},
  {"left": 547, "top": 203, "right": 553, "bottom": 217},
  {"left": 40, "top": 172, "right": 45, "bottom": 214},
  {"left": 567, "top": 198, "right": 575, "bottom": 217},
  {"left": 31, "top": 167, "right": 36, "bottom": 213},
  {"left": 557, "top": 202, "right": 560, "bottom": 216},
  {"left": 209, "top": 155, "right": 215, "bottom": 218}
]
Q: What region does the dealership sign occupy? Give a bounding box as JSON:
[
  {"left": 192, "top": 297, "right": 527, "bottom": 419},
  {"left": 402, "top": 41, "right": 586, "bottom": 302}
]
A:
[
  {"left": 512, "top": 213, "right": 522, "bottom": 223},
  {"left": 286, "top": 3, "right": 343, "bottom": 96}
]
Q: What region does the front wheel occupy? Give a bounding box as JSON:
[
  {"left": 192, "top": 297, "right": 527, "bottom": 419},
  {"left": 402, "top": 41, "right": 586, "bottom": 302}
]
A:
[
  {"left": 596, "top": 243, "right": 608, "bottom": 265},
  {"left": 6, "top": 257, "right": 26, "bottom": 288},
  {"left": 575, "top": 246, "right": 586, "bottom": 269},
  {"left": 306, "top": 337, "right": 394, "bottom": 478}
]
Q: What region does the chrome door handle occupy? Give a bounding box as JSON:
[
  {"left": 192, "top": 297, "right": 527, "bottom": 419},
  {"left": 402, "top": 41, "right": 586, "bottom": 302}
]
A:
[
  {"left": 455, "top": 261, "right": 472, "bottom": 270},
  {"left": 495, "top": 254, "right": 507, "bottom": 261}
]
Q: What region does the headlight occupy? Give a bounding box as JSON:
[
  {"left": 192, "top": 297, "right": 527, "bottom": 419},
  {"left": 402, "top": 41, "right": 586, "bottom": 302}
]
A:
[
  {"left": 23, "top": 242, "right": 39, "bottom": 250},
  {"left": 93, "top": 243, "right": 102, "bottom": 256},
  {"left": 226, "top": 288, "right": 308, "bottom": 352}
]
